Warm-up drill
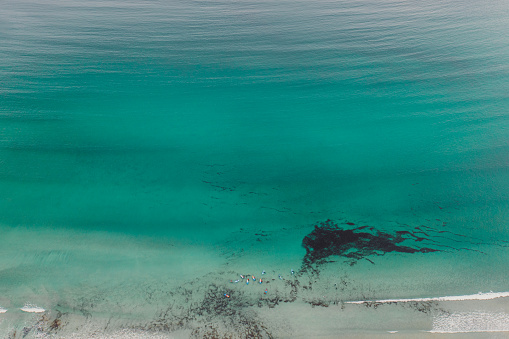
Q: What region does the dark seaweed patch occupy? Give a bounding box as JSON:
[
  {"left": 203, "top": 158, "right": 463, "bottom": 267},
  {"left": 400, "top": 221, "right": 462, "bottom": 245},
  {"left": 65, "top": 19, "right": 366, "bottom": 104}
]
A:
[
  {"left": 301, "top": 220, "right": 439, "bottom": 269},
  {"left": 362, "top": 300, "right": 441, "bottom": 314},
  {"left": 138, "top": 280, "right": 274, "bottom": 338}
]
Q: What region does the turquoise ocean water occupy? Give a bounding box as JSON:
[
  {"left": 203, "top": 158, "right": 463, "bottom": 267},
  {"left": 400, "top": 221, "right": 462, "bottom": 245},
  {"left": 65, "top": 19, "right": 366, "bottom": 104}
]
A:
[{"left": 1, "top": 0, "right": 508, "bottom": 336}]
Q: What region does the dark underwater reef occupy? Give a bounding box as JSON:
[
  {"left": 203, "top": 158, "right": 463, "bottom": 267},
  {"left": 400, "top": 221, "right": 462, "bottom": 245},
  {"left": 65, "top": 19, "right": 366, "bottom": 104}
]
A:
[{"left": 301, "top": 219, "right": 439, "bottom": 270}]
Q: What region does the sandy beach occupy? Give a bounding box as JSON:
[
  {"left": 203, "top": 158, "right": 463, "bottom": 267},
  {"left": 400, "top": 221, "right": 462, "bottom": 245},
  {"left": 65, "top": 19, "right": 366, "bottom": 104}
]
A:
[{"left": 3, "top": 277, "right": 509, "bottom": 338}]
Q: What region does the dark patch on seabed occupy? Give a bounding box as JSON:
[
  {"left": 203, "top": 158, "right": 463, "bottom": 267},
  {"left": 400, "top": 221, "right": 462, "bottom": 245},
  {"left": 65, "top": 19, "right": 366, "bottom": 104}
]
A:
[{"left": 301, "top": 219, "right": 440, "bottom": 271}]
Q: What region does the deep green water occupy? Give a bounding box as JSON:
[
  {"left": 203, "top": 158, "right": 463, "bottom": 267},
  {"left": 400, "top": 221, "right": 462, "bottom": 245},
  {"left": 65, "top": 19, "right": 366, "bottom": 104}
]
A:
[{"left": 1, "top": 0, "right": 508, "bottom": 336}]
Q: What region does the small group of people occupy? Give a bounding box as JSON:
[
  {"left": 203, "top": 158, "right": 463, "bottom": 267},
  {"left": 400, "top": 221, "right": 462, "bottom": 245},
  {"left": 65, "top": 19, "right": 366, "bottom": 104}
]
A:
[{"left": 226, "top": 269, "right": 296, "bottom": 297}]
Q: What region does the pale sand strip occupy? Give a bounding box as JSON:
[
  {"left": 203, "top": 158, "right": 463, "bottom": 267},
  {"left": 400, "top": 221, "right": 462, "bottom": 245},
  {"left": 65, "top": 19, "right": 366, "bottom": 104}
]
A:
[{"left": 346, "top": 291, "right": 509, "bottom": 304}]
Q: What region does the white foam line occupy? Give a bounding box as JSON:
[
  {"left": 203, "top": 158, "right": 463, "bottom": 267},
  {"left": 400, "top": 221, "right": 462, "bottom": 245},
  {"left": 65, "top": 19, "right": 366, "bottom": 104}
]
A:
[
  {"left": 346, "top": 291, "right": 509, "bottom": 304},
  {"left": 20, "top": 305, "right": 45, "bottom": 313},
  {"left": 429, "top": 330, "right": 509, "bottom": 333},
  {"left": 0, "top": 308, "right": 7, "bottom": 314}
]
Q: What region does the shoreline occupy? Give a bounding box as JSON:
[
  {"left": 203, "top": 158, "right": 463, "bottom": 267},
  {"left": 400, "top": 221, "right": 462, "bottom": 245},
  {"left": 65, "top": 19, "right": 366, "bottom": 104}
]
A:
[
  {"left": 2, "top": 278, "right": 509, "bottom": 338},
  {"left": 346, "top": 291, "right": 509, "bottom": 304}
]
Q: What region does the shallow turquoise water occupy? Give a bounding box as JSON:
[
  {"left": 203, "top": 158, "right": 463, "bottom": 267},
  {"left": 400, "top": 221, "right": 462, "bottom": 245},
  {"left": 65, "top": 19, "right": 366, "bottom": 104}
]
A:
[{"left": 1, "top": 0, "right": 508, "bottom": 336}]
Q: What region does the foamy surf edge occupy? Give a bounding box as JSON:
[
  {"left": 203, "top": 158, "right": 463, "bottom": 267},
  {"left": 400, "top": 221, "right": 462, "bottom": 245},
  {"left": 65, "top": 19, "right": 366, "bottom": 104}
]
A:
[
  {"left": 0, "top": 308, "right": 7, "bottom": 314},
  {"left": 430, "top": 330, "right": 509, "bottom": 333},
  {"left": 346, "top": 291, "right": 509, "bottom": 304},
  {"left": 430, "top": 311, "right": 509, "bottom": 333},
  {"left": 20, "top": 305, "right": 46, "bottom": 313}
]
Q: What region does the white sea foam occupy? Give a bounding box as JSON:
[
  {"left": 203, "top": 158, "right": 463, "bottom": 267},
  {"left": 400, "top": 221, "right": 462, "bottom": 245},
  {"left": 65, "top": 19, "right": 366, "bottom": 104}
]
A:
[
  {"left": 346, "top": 291, "right": 509, "bottom": 304},
  {"left": 65, "top": 329, "right": 175, "bottom": 338},
  {"left": 20, "top": 304, "right": 45, "bottom": 313},
  {"left": 0, "top": 308, "right": 6, "bottom": 314},
  {"left": 430, "top": 311, "right": 509, "bottom": 333}
]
